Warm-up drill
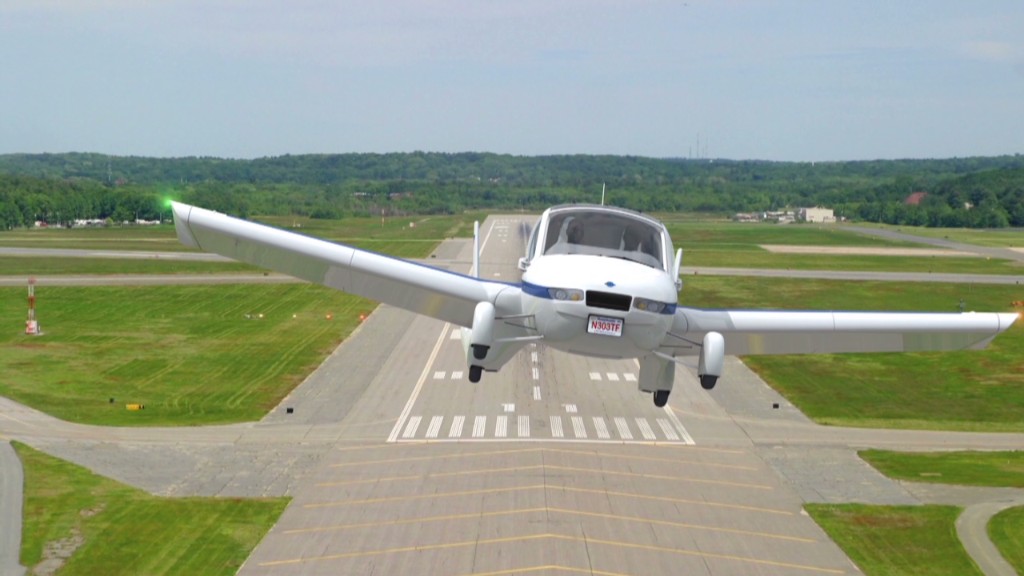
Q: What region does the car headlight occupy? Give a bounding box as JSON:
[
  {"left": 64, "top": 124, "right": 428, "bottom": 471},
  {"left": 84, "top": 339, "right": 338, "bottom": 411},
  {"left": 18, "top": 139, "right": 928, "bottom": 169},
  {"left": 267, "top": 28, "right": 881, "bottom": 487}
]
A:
[
  {"left": 548, "top": 287, "right": 584, "bottom": 302},
  {"left": 633, "top": 297, "right": 667, "bottom": 313}
]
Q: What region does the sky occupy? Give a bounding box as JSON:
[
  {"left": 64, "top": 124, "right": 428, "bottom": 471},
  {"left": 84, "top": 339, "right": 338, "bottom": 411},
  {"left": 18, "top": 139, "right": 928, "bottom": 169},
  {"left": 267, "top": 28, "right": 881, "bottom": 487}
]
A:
[{"left": 1, "top": 1, "right": 1022, "bottom": 161}]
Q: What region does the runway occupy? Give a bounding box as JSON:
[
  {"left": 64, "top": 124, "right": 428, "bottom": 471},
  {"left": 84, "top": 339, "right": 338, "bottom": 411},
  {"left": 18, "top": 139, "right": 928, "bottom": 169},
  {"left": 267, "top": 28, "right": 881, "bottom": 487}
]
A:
[
  {"left": 4, "top": 217, "right": 1024, "bottom": 575},
  {"left": 234, "top": 217, "right": 860, "bottom": 575}
]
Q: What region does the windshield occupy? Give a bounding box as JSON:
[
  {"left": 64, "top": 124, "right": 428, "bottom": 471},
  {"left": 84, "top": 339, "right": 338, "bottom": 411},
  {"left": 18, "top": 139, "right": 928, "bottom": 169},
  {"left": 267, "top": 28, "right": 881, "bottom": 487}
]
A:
[{"left": 543, "top": 209, "right": 665, "bottom": 269}]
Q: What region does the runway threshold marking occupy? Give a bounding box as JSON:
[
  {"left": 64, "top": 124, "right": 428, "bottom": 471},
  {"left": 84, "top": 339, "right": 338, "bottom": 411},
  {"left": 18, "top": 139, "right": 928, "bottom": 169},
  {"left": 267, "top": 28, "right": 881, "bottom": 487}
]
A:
[
  {"left": 259, "top": 532, "right": 844, "bottom": 574},
  {"left": 388, "top": 220, "right": 499, "bottom": 442},
  {"left": 282, "top": 506, "right": 816, "bottom": 543},
  {"left": 304, "top": 484, "right": 793, "bottom": 516},
  {"left": 387, "top": 321, "right": 451, "bottom": 443}
]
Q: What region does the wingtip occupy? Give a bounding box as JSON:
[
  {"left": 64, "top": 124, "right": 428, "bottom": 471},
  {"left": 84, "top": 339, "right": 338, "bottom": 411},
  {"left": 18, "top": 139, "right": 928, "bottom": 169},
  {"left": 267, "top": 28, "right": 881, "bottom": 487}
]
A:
[{"left": 171, "top": 202, "right": 200, "bottom": 249}]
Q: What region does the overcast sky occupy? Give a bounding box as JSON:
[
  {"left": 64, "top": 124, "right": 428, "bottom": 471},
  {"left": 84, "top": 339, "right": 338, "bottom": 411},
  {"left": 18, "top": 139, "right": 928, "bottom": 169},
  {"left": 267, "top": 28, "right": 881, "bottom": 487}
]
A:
[{"left": 1, "top": 1, "right": 1022, "bottom": 161}]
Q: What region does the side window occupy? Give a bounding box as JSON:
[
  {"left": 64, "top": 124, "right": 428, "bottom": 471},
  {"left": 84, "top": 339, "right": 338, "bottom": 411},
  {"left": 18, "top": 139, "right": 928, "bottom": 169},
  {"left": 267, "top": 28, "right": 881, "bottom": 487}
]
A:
[{"left": 526, "top": 219, "right": 540, "bottom": 260}]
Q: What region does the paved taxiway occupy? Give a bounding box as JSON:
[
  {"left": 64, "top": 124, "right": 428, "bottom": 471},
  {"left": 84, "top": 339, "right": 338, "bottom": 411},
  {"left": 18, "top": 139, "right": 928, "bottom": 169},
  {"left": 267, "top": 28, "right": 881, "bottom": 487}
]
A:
[{"left": 3, "top": 218, "right": 1024, "bottom": 575}]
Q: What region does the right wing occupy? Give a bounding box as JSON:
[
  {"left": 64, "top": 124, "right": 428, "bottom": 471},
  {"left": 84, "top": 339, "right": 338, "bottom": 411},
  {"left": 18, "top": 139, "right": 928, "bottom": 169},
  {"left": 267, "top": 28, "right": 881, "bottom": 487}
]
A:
[
  {"left": 172, "top": 202, "right": 522, "bottom": 327},
  {"left": 665, "top": 307, "right": 1017, "bottom": 355}
]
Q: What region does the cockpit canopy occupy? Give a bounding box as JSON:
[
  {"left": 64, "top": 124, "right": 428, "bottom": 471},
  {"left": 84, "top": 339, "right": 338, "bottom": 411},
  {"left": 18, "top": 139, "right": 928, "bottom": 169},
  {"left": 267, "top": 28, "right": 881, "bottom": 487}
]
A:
[{"left": 527, "top": 205, "right": 670, "bottom": 270}]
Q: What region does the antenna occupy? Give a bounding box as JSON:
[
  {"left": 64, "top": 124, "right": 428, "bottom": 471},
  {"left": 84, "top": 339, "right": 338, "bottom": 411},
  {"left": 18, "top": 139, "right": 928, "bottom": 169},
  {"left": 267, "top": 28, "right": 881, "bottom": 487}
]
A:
[{"left": 600, "top": 183, "right": 606, "bottom": 206}]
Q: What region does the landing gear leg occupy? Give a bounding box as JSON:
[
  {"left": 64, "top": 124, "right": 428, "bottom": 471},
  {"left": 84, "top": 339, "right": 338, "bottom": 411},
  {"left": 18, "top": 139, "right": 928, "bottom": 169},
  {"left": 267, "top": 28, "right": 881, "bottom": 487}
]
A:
[
  {"left": 469, "top": 365, "right": 483, "bottom": 383},
  {"left": 653, "top": 390, "right": 670, "bottom": 407}
]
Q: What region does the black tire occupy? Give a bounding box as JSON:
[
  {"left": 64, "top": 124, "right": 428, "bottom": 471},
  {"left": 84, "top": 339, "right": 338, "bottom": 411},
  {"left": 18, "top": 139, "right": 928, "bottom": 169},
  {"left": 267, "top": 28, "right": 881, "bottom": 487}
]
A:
[
  {"left": 653, "top": 390, "right": 670, "bottom": 407},
  {"left": 469, "top": 365, "right": 483, "bottom": 383},
  {"left": 700, "top": 375, "right": 718, "bottom": 390}
]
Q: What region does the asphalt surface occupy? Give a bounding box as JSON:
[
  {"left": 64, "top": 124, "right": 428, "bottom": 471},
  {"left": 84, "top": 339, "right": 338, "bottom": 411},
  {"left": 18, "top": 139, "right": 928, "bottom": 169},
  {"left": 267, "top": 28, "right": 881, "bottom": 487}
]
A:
[
  {"left": 0, "top": 441, "right": 26, "bottom": 576},
  {"left": 2, "top": 221, "right": 1024, "bottom": 575}
]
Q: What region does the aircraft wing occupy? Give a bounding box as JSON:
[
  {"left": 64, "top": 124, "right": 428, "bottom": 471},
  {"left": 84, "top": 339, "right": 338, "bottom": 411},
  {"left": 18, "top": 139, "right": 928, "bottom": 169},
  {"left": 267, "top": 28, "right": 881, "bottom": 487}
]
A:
[
  {"left": 666, "top": 307, "right": 1017, "bottom": 355},
  {"left": 171, "top": 202, "right": 520, "bottom": 327}
]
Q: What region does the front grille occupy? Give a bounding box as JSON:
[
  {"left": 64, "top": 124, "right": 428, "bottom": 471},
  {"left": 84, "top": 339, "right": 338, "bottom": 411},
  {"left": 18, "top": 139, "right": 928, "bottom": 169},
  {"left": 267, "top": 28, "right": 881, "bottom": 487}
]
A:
[{"left": 586, "top": 290, "right": 631, "bottom": 312}]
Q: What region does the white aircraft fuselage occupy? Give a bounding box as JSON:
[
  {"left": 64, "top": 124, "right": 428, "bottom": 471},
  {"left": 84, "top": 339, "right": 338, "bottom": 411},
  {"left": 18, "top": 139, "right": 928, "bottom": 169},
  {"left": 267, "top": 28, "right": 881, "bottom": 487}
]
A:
[{"left": 516, "top": 205, "right": 680, "bottom": 359}]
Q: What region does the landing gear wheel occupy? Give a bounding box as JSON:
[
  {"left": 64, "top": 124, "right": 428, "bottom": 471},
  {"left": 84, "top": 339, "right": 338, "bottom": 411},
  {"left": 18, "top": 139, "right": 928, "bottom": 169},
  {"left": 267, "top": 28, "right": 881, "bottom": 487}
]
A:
[
  {"left": 469, "top": 365, "right": 483, "bottom": 383},
  {"left": 653, "top": 390, "right": 670, "bottom": 407},
  {"left": 699, "top": 375, "right": 718, "bottom": 390}
]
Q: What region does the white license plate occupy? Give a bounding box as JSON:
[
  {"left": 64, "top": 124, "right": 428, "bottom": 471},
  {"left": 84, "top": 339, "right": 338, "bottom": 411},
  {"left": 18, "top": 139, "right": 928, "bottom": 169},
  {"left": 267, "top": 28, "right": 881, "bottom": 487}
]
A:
[{"left": 587, "top": 315, "right": 623, "bottom": 337}]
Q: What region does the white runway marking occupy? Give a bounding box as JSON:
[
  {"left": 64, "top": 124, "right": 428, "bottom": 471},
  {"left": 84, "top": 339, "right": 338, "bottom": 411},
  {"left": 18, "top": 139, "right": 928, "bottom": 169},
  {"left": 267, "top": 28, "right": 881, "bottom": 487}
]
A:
[
  {"left": 635, "top": 418, "right": 656, "bottom": 440},
  {"left": 551, "top": 416, "right": 564, "bottom": 438},
  {"left": 614, "top": 417, "right": 632, "bottom": 440},
  {"left": 657, "top": 418, "right": 679, "bottom": 441},
  {"left": 451, "top": 370, "right": 463, "bottom": 379},
  {"left": 433, "top": 371, "right": 445, "bottom": 380},
  {"left": 530, "top": 351, "right": 538, "bottom": 363},
  {"left": 624, "top": 373, "right": 637, "bottom": 382},
  {"left": 563, "top": 404, "right": 577, "bottom": 413},
  {"left": 533, "top": 386, "right": 541, "bottom": 400},
  {"left": 531, "top": 367, "right": 539, "bottom": 380},
  {"left": 502, "top": 403, "right": 515, "bottom": 412},
  {"left": 449, "top": 329, "right": 461, "bottom": 340},
  {"left": 425, "top": 416, "right": 443, "bottom": 438},
  {"left": 393, "top": 412, "right": 694, "bottom": 444},
  {"left": 606, "top": 372, "right": 620, "bottom": 381},
  {"left": 571, "top": 416, "right": 587, "bottom": 439},
  {"left": 449, "top": 416, "right": 465, "bottom": 438},
  {"left": 589, "top": 372, "right": 602, "bottom": 381},
  {"left": 387, "top": 322, "right": 450, "bottom": 443},
  {"left": 402, "top": 416, "right": 422, "bottom": 439}
]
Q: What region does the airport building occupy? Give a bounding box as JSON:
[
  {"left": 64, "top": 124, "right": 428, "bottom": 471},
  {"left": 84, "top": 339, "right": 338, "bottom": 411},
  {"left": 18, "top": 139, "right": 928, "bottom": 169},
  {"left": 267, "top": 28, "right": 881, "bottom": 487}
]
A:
[{"left": 799, "top": 207, "right": 835, "bottom": 223}]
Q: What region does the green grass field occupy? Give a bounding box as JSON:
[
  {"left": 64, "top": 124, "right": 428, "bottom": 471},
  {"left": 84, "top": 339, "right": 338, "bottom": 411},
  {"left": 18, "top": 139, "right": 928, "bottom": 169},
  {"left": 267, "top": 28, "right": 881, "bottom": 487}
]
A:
[
  {"left": 681, "top": 275, "right": 1024, "bottom": 432},
  {"left": 686, "top": 250, "right": 1020, "bottom": 273},
  {"left": 14, "top": 441, "right": 288, "bottom": 576},
  {"left": 0, "top": 284, "right": 371, "bottom": 426},
  {"left": 989, "top": 507, "right": 1024, "bottom": 574},
  {"left": 805, "top": 504, "right": 980, "bottom": 576},
  {"left": 666, "top": 221, "right": 1023, "bottom": 274},
  {"left": 859, "top": 450, "right": 1024, "bottom": 487},
  {"left": 0, "top": 213, "right": 483, "bottom": 252},
  {"left": 0, "top": 256, "right": 258, "bottom": 275},
  {"left": 852, "top": 450, "right": 1024, "bottom": 574}
]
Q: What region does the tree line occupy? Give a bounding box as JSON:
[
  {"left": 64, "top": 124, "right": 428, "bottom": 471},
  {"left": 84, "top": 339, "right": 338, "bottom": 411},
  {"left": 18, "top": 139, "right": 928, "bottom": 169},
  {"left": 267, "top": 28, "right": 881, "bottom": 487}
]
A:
[{"left": 0, "top": 152, "right": 1022, "bottom": 229}]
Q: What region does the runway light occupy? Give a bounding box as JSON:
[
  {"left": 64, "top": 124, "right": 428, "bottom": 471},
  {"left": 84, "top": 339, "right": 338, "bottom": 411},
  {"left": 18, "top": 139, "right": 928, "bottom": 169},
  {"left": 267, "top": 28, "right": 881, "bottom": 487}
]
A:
[
  {"left": 292, "top": 314, "right": 297, "bottom": 319},
  {"left": 359, "top": 313, "right": 367, "bottom": 322},
  {"left": 326, "top": 313, "right": 333, "bottom": 320}
]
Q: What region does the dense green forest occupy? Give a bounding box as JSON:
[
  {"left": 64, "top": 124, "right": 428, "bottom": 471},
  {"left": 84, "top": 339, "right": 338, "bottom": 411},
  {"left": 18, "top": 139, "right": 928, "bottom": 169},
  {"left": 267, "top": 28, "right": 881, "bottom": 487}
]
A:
[{"left": 1, "top": 152, "right": 1022, "bottom": 229}]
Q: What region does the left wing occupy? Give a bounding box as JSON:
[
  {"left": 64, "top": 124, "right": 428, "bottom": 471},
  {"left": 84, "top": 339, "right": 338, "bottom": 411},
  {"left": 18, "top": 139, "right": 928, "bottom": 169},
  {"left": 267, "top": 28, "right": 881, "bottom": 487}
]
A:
[
  {"left": 172, "top": 202, "right": 522, "bottom": 327},
  {"left": 665, "top": 307, "right": 1017, "bottom": 355}
]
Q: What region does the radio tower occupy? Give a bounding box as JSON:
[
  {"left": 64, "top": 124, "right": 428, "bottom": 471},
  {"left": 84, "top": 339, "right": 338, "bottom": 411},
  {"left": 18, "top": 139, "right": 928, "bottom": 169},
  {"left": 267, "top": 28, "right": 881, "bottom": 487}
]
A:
[{"left": 26, "top": 277, "right": 40, "bottom": 335}]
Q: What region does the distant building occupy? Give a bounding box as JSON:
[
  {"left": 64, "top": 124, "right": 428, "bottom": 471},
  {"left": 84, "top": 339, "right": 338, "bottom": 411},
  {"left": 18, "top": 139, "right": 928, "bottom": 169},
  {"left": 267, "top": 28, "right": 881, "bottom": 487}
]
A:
[{"left": 799, "top": 207, "right": 835, "bottom": 223}]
